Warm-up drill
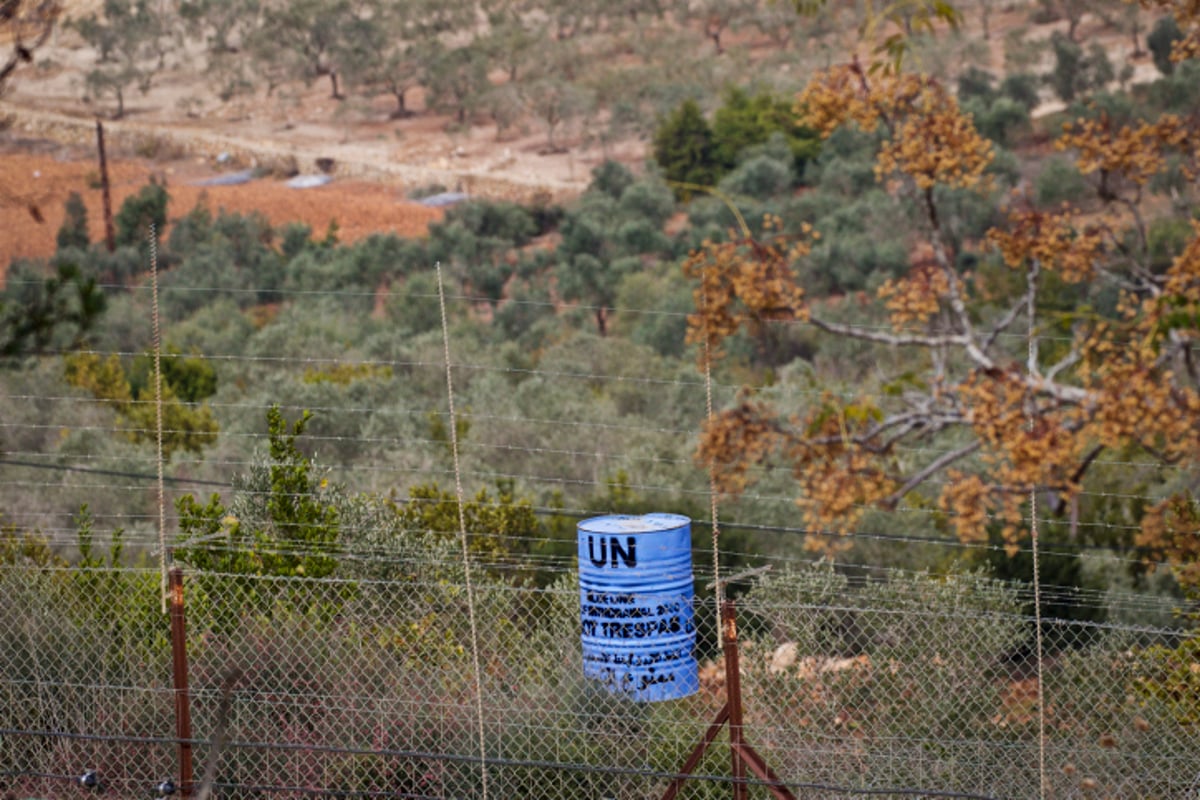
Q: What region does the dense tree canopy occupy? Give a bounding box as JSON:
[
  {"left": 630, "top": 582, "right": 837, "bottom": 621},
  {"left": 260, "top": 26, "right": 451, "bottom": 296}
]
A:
[{"left": 687, "top": 11, "right": 1200, "bottom": 572}]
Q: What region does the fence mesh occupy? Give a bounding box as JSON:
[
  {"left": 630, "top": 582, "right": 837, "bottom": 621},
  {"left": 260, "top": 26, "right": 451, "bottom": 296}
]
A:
[{"left": 3, "top": 556, "right": 1198, "bottom": 800}]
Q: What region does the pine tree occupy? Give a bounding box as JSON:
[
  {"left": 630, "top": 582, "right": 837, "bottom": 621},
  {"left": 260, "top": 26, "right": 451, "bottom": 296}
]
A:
[
  {"left": 652, "top": 99, "right": 718, "bottom": 200},
  {"left": 56, "top": 192, "right": 90, "bottom": 252}
]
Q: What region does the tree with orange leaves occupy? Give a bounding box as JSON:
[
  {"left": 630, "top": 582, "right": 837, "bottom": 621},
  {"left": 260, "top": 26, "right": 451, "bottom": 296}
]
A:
[{"left": 687, "top": 5, "right": 1200, "bottom": 568}]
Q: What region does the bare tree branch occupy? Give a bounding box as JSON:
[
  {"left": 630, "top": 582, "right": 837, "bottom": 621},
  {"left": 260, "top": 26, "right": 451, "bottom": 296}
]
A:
[
  {"left": 808, "top": 316, "right": 975, "bottom": 350},
  {"left": 981, "top": 259, "right": 1039, "bottom": 355},
  {"left": 881, "top": 440, "right": 983, "bottom": 509}
]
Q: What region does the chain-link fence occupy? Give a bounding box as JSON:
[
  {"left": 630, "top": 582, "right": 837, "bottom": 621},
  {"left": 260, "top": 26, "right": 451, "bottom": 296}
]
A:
[{"left": 2, "top": 556, "right": 1199, "bottom": 800}]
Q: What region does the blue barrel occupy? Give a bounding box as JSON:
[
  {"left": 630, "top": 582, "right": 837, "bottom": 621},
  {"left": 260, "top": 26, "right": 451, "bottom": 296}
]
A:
[{"left": 577, "top": 513, "right": 698, "bottom": 702}]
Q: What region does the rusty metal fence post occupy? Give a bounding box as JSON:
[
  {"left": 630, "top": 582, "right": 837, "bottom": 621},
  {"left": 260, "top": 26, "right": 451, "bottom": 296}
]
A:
[
  {"left": 169, "top": 566, "right": 194, "bottom": 798},
  {"left": 661, "top": 600, "right": 796, "bottom": 800}
]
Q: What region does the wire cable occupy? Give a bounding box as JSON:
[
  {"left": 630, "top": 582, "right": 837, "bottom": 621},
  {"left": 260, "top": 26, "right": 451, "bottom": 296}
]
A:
[{"left": 436, "top": 262, "right": 488, "bottom": 800}]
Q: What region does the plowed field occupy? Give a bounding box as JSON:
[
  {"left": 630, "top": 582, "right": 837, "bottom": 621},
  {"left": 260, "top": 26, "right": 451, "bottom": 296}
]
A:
[{"left": 1, "top": 149, "right": 442, "bottom": 270}]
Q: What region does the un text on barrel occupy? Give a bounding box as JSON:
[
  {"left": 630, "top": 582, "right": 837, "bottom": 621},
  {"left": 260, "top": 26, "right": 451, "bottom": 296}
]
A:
[{"left": 577, "top": 513, "right": 699, "bottom": 702}]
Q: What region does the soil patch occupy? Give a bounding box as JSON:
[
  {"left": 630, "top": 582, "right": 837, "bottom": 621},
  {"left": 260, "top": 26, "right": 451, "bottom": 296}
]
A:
[{"left": 0, "top": 145, "right": 443, "bottom": 267}]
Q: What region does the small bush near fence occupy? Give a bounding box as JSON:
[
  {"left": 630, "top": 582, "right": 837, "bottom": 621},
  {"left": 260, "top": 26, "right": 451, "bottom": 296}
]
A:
[{"left": 2, "top": 529, "right": 1199, "bottom": 799}]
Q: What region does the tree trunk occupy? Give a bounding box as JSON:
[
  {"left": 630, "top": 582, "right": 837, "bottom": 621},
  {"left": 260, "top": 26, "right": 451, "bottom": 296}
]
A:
[
  {"left": 329, "top": 70, "right": 341, "bottom": 99},
  {"left": 595, "top": 307, "right": 608, "bottom": 337},
  {"left": 391, "top": 89, "right": 408, "bottom": 118}
]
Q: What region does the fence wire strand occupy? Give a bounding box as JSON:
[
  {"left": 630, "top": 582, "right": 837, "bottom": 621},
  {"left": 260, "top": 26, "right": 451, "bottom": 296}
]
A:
[{"left": 3, "top": 273, "right": 1199, "bottom": 800}]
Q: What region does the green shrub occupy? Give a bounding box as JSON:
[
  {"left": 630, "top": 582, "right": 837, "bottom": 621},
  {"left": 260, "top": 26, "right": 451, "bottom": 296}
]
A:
[
  {"left": 1035, "top": 156, "right": 1090, "bottom": 207},
  {"left": 588, "top": 160, "right": 635, "bottom": 199},
  {"left": 711, "top": 86, "right": 820, "bottom": 175},
  {"left": 1146, "top": 60, "right": 1200, "bottom": 112},
  {"left": 114, "top": 178, "right": 169, "bottom": 250},
  {"left": 1148, "top": 15, "right": 1184, "bottom": 76},
  {"left": 652, "top": 98, "right": 719, "bottom": 198},
  {"left": 175, "top": 406, "right": 340, "bottom": 582},
  {"left": 56, "top": 192, "right": 90, "bottom": 252},
  {"left": 718, "top": 136, "right": 796, "bottom": 199},
  {"left": 957, "top": 66, "right": 996, "bottom": 103},
  {"left": 1000, "top": 72, "right": 1041, "bottom": 110},
  {"left": 969, "top": 96, "right": 1030, "bottom": 147},
  {"left": 1046, "top": 33, "right": 1114, "bottom": 103}
]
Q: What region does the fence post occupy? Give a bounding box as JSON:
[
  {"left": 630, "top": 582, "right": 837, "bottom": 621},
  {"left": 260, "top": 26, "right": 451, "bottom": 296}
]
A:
[
  {"left": 169, "top": 566, "right": 194, "bottom": 798},
  {"left": 722, "top": 600, "right": 747, "bottom": 800},
  {"left": 94, "top": 120, "right": 115, "bottom": 253}
]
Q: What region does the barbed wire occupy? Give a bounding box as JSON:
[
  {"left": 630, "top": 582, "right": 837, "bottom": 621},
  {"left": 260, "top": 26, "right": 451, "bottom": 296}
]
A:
[{"left": 0, "top": 278, "right": 1089, "bottom": 348}]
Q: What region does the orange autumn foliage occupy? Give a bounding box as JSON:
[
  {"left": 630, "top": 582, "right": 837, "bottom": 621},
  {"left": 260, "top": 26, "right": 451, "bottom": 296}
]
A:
[{"left": 688, "top": 41, "right": 1200, "bottom": 565}]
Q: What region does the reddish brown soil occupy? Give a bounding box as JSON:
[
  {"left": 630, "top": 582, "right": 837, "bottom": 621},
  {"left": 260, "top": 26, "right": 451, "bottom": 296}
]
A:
[{"left": 0, "top": 149, "right": 442, "bottom": 270}]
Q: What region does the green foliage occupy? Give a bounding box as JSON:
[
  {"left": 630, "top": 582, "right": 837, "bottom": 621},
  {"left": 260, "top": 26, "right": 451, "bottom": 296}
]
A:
[
  {"left": 554, "top": 181, "right": 674, "bottom": 335},
  {"left": 718, "top": 136, "right": 796, "bottom": 199},
  {"left": 56, "top": 192, "right": 90, "bottom": 252},
  {"left": 1137, "top": 628, "right": 1200, "bottom": 724},
  {"left": 0, "top": 261, "right": 106, "bottom": 358},
  {"left": 0, "top": 515, "right": 65, "bottom": 567},
  {"left": 129, "top": 346, "right": 218, "bottom": 403},
  {"left": 801, "top": 190, "right": 910, "bottom": 294},
  {"left": 1148, "top": 216, "right": 1194, "bottom": 273},
  {"left": 956, "top": 66, "right": 996, "bottom": 103},
  {"left": 63, "top": 350, "right": 219, "bottom": 457},
  {"left": 711, "top": 87, "right": 820, "bottom": 174},
  {"left": 1146, "top": 60, "right": 1200, "bottom": 113},
  {"left": 424, "top": 200, "right": 535, "bottom": 308},
  {"left": 385, "top": 272, "right": 453, "bottom": 335},
  {"left": 801, "top": 127, "right": 879, "bottom": 196},
  {"left": 397, "top": 480, "right": 544, "bottom": 577},
  {"left": 176, "top": 405, "right": 340, "bottom": 580},
  {"left": 1046, "top": 31, "right": 1114, "bottom": 103},
  {"left": 114, "top": 177, "right": 169, "bottom": 251},
  {"left": 743, "top": 564, "right": 1026, "bottom": 749},
  {"left": 422, "top": 42, "right": 489, "bottom": 123},
  {"left": 1000, "top": 72, "right": 1041, "bottom": 111},
  {"left": 68, "top": 506, "right": 167, "bottom": 678},
  {"left": 445, "top": 199, "right": 537, "bottom": 246},
  {"left": 179, "top": 0, "right": 260, "bottom": 56},
  {"left": 494, "top": 279, "right": 557, "bottom": 345},
  {"left": 303, "top": 361, "right": 392, "bottom": 385},
  {"left": 653, "top": 99, "right": 718, "bottom": 199},
  {"left": 617, "top": 177, "right": 676, "bottom": 229},
  {"left": 654, "top": 90, "right": 820, "bottom": 200},
  {"left": 978, "top": 533, "right": 1104, "bottom": 632},
  {"left": 427, "top": 408, "right": 470, "bottom": 451},
  {"left": 612, "top": 269, "right": 693, "bottom": 358},
  {"left": 76, "top": 0, "right": 169, "bottom": 117},
  {"left": 588, "top": 160, "right": 635, "bottom": 200},
  {"left": 1148, "top": 15, "right": 1183, "bottom": 76},
  {"left": 166, "top": 198, "right": 214, "bottom": 254},
  {"left": 285, "top": 233, "right": 414, "bottom": 313},
  {"left": 249, "top": 0, "right": 353, "bottom": 97},
  {"left": 963, "top": 95, "right": 1030, "bottom": 147},
  {"left": 279, "top": 221, "right": 314, "bottom": 261},
  {"left": 1035, "top": 155, "right": 1089, "bottom": 207},
  {"left": 164, "top": 208, "right": 285, "bottom": 316}
]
